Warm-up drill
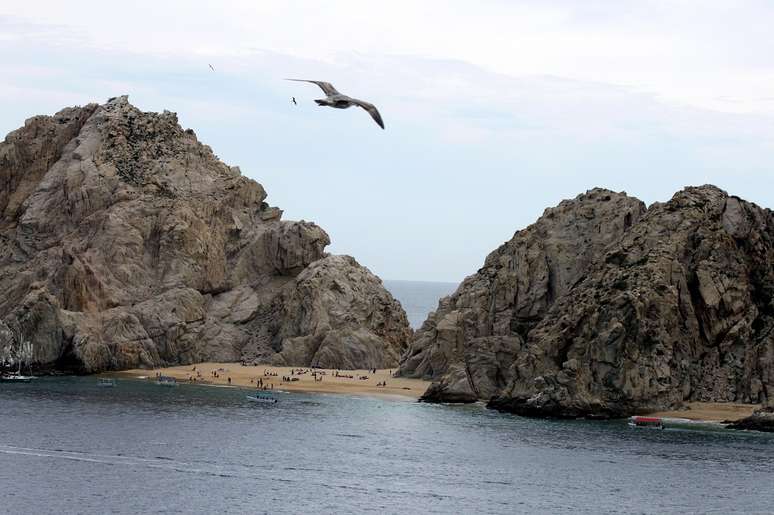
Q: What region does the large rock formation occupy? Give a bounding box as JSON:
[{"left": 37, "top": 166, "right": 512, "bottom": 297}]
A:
[
  {"left": 491, "top": 186, "right": 774, "bottom": 417},
  {"left": 0, "top": 97, "right": 410, "bottom": 373},
  {"left": 399, "top": 189, "right": 646, "bottom": 402},
  {"left": 401, "top": 186, "right": 774, "bottom": 418}
]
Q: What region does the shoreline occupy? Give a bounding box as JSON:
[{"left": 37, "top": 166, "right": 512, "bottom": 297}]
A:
[
  {"left": 104, "top": 365, "right": 761, "bottom": 422},
  {"left": 110, "top": 362, "right": 431, "bottom": 400},
  {"left": 646, "top": 402, "right": 760, "bottom": 423}
]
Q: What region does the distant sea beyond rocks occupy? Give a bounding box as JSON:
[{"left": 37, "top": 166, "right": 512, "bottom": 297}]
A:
[{"left": 383, "top": 280, "right": 459, "bottom": 329}]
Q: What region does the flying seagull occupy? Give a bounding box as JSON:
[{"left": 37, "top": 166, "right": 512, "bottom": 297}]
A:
[
  {"left": 292, "top": 96, "right": 297, "bottom": 105},
  {"left": 208, "top": 64, "right": 215, "bottom": 72},
  {"left": 285, "top": 79, "right": 384, "bottom": 129}
]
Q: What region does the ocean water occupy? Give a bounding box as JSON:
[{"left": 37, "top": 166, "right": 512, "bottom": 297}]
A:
[
  {"left": 1, "top": 377, "right": 773, "bottom": 514},
  {"left": 383, "top": 279, "right": 459, "bottom": 328}
]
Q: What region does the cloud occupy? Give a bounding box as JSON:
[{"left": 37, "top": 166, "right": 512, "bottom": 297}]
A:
[
  {"left": 1, "top": 5, "right": 773, "bottom": 281},
  {"left": 5, "top": 1, "right": 774, "bottom": 113}
]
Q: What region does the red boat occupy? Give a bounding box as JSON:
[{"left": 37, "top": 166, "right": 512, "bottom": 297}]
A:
[{"left": 629, "top": 416, "right": 664, "bottom": 429}]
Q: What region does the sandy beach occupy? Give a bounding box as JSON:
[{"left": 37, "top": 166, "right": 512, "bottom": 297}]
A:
[
  {"left": 108, "top": 365, "right": 760, "bottom": 421},
  {"left": 648, "top": 402, "right": 760, "bottom": 423},
  {"left": 113, "top": 363, "right": 431, "bottom": 400}
]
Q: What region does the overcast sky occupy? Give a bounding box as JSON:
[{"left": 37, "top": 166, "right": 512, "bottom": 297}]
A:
[{"left": 2, "top": 1, "right": 773, "bottom": 282}]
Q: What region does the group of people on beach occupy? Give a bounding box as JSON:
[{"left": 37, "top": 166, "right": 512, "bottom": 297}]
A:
[
  {"left": 250, "top": 377, "right": 273, "bottom": 390},
  {"left": 275, "top": 369, "right": 327, "bottom": 383},
  {"left": 183, "top": 366, "right": 202, "bottom": 383},
  {"left": 289, "top": 368, "right": 321, "bottom": 375},
  {"left": 154, "top": 364, "right": 396, "bottom": 391}
]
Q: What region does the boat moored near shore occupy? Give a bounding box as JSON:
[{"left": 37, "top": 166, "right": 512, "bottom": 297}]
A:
[
  {"left": 629, "top": 416, "right": 664, "bottom": 429},
  {"left": 246, "top": 393, "right": 278, "bottom": 404},
  {"left": 0, "top": 373, "right": 34, "bottom": 383},
  {"left": 156, "top": 376, "right": 178, "bottom": 387}
]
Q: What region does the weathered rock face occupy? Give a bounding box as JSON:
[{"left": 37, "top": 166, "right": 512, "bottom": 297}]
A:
[
  {"left": 0, "top": 97, "right": 410, "bottom": 373},
  {"left": 401, "top": 185, "right": 774, "bottom": 418},
  {"left": 399, "top": 189, "right": 647, "bottom": 402},
  {"left": 270, "top": 254, "right": 411, "bottom": 369},
  {"left": 491, "top": 186, "right": 774, "bottom": 417}
]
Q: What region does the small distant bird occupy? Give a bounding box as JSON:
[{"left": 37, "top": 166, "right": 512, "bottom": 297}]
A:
[
  {"left": 285, "top": 79, "right": 384, "bottom": 129},
  {"left": 208, "top": 64, "right": 215, "bottom": 72},
  {"left": 292, "top": 96, "right": 297, "bottom": 105}
]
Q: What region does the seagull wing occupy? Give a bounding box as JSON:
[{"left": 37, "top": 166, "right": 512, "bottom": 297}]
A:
[
  {"left": 350, "top": 98, "right": 385, "bottom": 129},
  {"left": 285, "top": 79, "right": 340, "bottom": 97}
]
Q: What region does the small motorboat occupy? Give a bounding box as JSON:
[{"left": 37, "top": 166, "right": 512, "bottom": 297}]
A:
[
  {"left": 156, "top": 376, "right": 178, "bottom": 387},
  {"left": 629, "top": 416, "right": 664, "bottom": 429},
  {"left": 97, "top": 378, "right": 116, "bottom": 388},
  {"left": 246, "top": 393, "right": 278, "bottom": 404},
  {"left": 0, "top": 373, "right": 34, "bottom": 383}
]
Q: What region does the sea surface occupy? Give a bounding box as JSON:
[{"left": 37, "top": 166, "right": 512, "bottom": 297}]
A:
[
  {"left": 383, "top": 279, "right": 459, "bottom": 328},
  {"left": 1, "top": 377, "right": 773, "bottom": 514}
]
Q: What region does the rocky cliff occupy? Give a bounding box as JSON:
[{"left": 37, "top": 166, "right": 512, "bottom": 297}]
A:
[
  {"left": 0, "top": 97, "right": 411, "bottom": 373},
  {"left": 399, "top": 189, "right": 647, "bottom": 402},
  {"left": 400, "top": 186, "right": 774, "bottom": 418}
]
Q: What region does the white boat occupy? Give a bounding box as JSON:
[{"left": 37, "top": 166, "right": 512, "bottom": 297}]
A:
[
  {"left": 97, "top": 378, "right": 116, "bottom": 387},
  {"left": 246, "top": 393, "right": 278, "bottom": 404},
  {"left": 0, "top": 373, "right": 34, "bottom": 383}
]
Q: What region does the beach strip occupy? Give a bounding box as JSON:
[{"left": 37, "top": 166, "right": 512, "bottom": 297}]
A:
[
  {"left": 647, "top": 402, "right": 760, "bottom": 423},
  {"left": 113, "top": 362, "right": 431, "bottom": 400}
]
